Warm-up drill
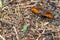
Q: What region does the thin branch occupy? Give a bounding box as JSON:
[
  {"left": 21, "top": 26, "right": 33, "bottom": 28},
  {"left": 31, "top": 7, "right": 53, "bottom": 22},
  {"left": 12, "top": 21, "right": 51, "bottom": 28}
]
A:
[
  {"left": 13, "top": 26, "right": 19, "bottom": 40},
  {"left": 0, "top": 35, "right": 6, "bottom": 40}
]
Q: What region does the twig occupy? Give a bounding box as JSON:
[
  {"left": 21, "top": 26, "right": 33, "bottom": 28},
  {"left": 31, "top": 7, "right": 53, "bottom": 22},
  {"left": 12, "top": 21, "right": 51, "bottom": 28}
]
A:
[
  {"left": 13, "top": 26, "right": 19, "bottom": 40},
  {"left": 0, "top": 35, "right": 6, "bottom": 40},
  {"left": 36, "top": 34, "right": 41, "bottom": 40},
  {"left": 19, "top": 2, "right": 38, "bottom": 8}
]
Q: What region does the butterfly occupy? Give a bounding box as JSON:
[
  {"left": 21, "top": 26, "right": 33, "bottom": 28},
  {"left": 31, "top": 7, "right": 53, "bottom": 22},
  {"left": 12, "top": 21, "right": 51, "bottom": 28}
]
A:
[{"left": 31, "top": 5, "right": 53, "bottom": 19}]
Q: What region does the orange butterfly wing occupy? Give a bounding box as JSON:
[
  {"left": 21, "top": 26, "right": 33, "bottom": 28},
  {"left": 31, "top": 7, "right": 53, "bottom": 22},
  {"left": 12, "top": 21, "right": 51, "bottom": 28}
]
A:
[
  {"left": 31, "top": 8, "right": 40, "bottom": 13},
  {"left": 39, "top": 5, "right": 53, "bottom": 18},
  {"left": 42, "top": 13, "right": 53, "bottom": 18}
]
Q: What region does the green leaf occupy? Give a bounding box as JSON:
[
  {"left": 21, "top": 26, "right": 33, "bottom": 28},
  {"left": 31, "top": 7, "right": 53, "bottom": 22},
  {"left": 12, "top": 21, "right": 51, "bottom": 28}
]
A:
[
  {"left": 2, "top": 2, "right": 7, "bottom": 7},
  {"left": 0, "top": 0, "right": 2, "bottom": 8},
  {"left": 22, "top": 25, "right": 28, "bottom": 32}
]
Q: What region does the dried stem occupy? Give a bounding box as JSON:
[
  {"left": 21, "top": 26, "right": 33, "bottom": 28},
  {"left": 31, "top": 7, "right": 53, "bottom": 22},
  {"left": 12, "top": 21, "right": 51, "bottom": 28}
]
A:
[
  {"left": 0, "top": 35, "right": 6, "bottom": 40},
  {"left": 13, "top": 26, "right": 19, "bottom": 40}
]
